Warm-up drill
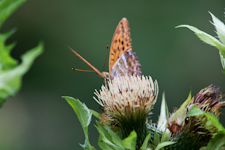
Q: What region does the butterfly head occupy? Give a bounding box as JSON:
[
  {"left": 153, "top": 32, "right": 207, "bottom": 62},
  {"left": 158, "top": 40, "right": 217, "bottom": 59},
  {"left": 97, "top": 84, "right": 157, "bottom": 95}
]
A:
[{"left": 101, "top": 71, "right": 110, "bottom": 79}]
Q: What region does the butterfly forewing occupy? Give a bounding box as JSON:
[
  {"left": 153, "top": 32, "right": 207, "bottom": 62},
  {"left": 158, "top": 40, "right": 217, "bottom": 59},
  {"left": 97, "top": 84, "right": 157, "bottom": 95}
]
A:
[{"left": 109, "top": 18, "right": 132, "bottom": 73}]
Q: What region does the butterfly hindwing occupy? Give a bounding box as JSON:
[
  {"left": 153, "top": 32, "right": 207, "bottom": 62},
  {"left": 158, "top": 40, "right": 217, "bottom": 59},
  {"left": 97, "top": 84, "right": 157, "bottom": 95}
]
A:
[{"left": 111, "top": 50, "right": 141, "bottom": 77}]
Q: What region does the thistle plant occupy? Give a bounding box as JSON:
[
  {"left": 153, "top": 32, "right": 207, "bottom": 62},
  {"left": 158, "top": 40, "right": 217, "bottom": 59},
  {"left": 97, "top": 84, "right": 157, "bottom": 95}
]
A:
[
  {"left": 63, "top": 81, "right": 225, "bottom": 149},
  {"left": 63, "top": 11, "right": 225, "bottom": 150},
  {"left": 0, "top": 0, "right": 43, "bottom": 107},
  {"left": 177, "top": 12, "right": 225, "bottom": 74}
]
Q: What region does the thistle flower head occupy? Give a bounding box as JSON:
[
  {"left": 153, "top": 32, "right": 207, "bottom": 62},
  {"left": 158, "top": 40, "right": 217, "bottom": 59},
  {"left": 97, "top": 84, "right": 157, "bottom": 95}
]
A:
[
  {"left": 94, "top": 75, "right": 158, "bottom": 148},
  {"left": 94, "top": 75, "right": 158, "bottom": 121}
]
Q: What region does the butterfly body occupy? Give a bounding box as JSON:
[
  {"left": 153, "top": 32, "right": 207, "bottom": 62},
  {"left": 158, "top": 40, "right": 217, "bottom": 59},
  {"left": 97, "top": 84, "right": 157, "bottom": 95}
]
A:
[{"left": 70, "top": 17, "right": 141, "bottom": 80}]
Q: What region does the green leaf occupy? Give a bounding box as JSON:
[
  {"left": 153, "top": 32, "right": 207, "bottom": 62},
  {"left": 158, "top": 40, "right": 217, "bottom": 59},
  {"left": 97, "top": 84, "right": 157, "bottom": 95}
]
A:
[
  {"left": 0, "top": 42, "right": 43, "bottom": 106},
  {"left": 209, "top": 11, "right": 225, "bottom": 45},
  {"left": 96, "top": 121, "right": 112, "bottom": 144},
  {"left": 140, "top": 132, "right": 150, "bottom": 150},
  {"left": 121, "top": 131, "right": 137, "bottom": 150},
  {"left": 63, "top": 96, "right": 92, "bottom": 131},
  {"left": 169, "top": 92, "right": 191, "bottom": 126},
  {"left": 98, "top": 134, "right": 114, "bottom": 150},
  {"left": 80, "top": 139, "right": 96, "bottom": 150},
  {"left": 222, "top": 69, "right": 225, "bottom": 75},
  {"left": 0, "top": 0, "right": 26, "bottom": 28},
  {"left": 206, "top": 131, "right": 225, "bottom": 150},
  {"left": 176, "top": 24, "right": 225, "bottom": 58},
  {"left": 161, "top": 128, "right": 171, "bottom": 143},
  {"left": 89, "top": 109, "right": 101, "bottom": 119},
  {"left": 95, "top": 121, "right": 122, "bottom": 150},
  {"left": 186, "top": 105, "right": 204, "bottom": 116},
  {"left": 63, "top": 96, "right": 95, "bottom": 150},
  {"left": 219, "top": 51, "right": 225, "bottom": 70},
  {"left": 186, "top": 106, "right": 225, "bottom": 132},
  {"left": 166, "top": 99, "right": 169, "bottom": 125},
  {"left": 155, "top": 141, "right": 176, "bottom": 150},
  {"left": 106, "top": 127, "right": 123, "bottom": 148},
  {"left": 153, "top": 128, "right": 160, "bottom": 148}
]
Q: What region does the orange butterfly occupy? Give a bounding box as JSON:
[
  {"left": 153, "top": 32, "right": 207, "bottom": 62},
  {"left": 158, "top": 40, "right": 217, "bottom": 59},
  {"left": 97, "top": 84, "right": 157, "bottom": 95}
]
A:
[{"left": 70, "top": 18, "right": 141, "bottom": 80}]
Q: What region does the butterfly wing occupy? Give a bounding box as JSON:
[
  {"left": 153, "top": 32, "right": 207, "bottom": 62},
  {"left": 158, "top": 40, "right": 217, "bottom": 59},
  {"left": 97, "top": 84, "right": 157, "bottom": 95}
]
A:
[
  {"left": 111, "top": 50, "right": 141, "bottom": 76},
  {"left": 109, "top": 18, "right": 132, "bottom": 73}
]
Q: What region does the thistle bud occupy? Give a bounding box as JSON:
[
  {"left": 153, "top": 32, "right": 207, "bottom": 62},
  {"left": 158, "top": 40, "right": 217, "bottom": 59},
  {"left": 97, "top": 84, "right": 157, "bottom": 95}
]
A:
[{"left": 168, "top": 84, "right": 225, "bottom": 149}]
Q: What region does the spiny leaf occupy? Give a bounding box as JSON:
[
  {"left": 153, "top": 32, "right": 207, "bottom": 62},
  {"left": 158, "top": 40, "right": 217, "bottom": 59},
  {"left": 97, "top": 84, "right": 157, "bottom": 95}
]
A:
[
  {"left": 176, "top": 24, "right": 225, "bottom": 58},
  {"left": 0, "top": 29, "right": 17, "bottom": 70},
  {"left": 0, "top": 0, "right": 43, "bottom": 106},
  {"left": 209, "top": 11, "right": 225, "bottom": 44},
  {"left": 0, "top": 42, "right": 43, "bottom": 106},
  {"left": 0, "top": 0, "right": 26, "bottom": 28}
]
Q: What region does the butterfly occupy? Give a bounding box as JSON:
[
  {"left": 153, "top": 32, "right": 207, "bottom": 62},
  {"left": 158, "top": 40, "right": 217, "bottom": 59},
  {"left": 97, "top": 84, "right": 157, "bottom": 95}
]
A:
[{"left": 70, "top": 18, "right": 141, "bottom": 80}]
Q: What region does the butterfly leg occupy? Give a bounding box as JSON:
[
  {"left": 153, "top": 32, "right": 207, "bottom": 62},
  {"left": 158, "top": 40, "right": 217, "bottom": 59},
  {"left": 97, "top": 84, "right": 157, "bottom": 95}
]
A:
[{"left": 104, "top": 78, "right": 107, "bottom": 87}]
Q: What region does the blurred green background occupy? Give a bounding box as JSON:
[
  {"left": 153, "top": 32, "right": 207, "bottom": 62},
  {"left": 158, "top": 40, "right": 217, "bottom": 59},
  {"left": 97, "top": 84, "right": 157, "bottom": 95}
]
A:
[{"left": 0, "top": 1, "right": 225, "bottom": 149}]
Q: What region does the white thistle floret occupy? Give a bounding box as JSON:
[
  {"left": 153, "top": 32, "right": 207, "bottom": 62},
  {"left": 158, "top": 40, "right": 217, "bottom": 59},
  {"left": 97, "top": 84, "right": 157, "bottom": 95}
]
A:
[{"left": 93, "top": 75, "right": 159, "bottom": 118}]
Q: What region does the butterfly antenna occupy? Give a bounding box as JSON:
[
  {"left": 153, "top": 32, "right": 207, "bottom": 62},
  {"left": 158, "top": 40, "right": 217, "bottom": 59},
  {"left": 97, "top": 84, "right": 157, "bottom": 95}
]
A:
[
  {"left": 72, "top": 68, "right": 95, "bottom": 72},
  {"left": 103, "top": 45, "right": 109, "bottom": 71},
  {"left": 69, "top": 47, "right": 102, "bottom": 77}
]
